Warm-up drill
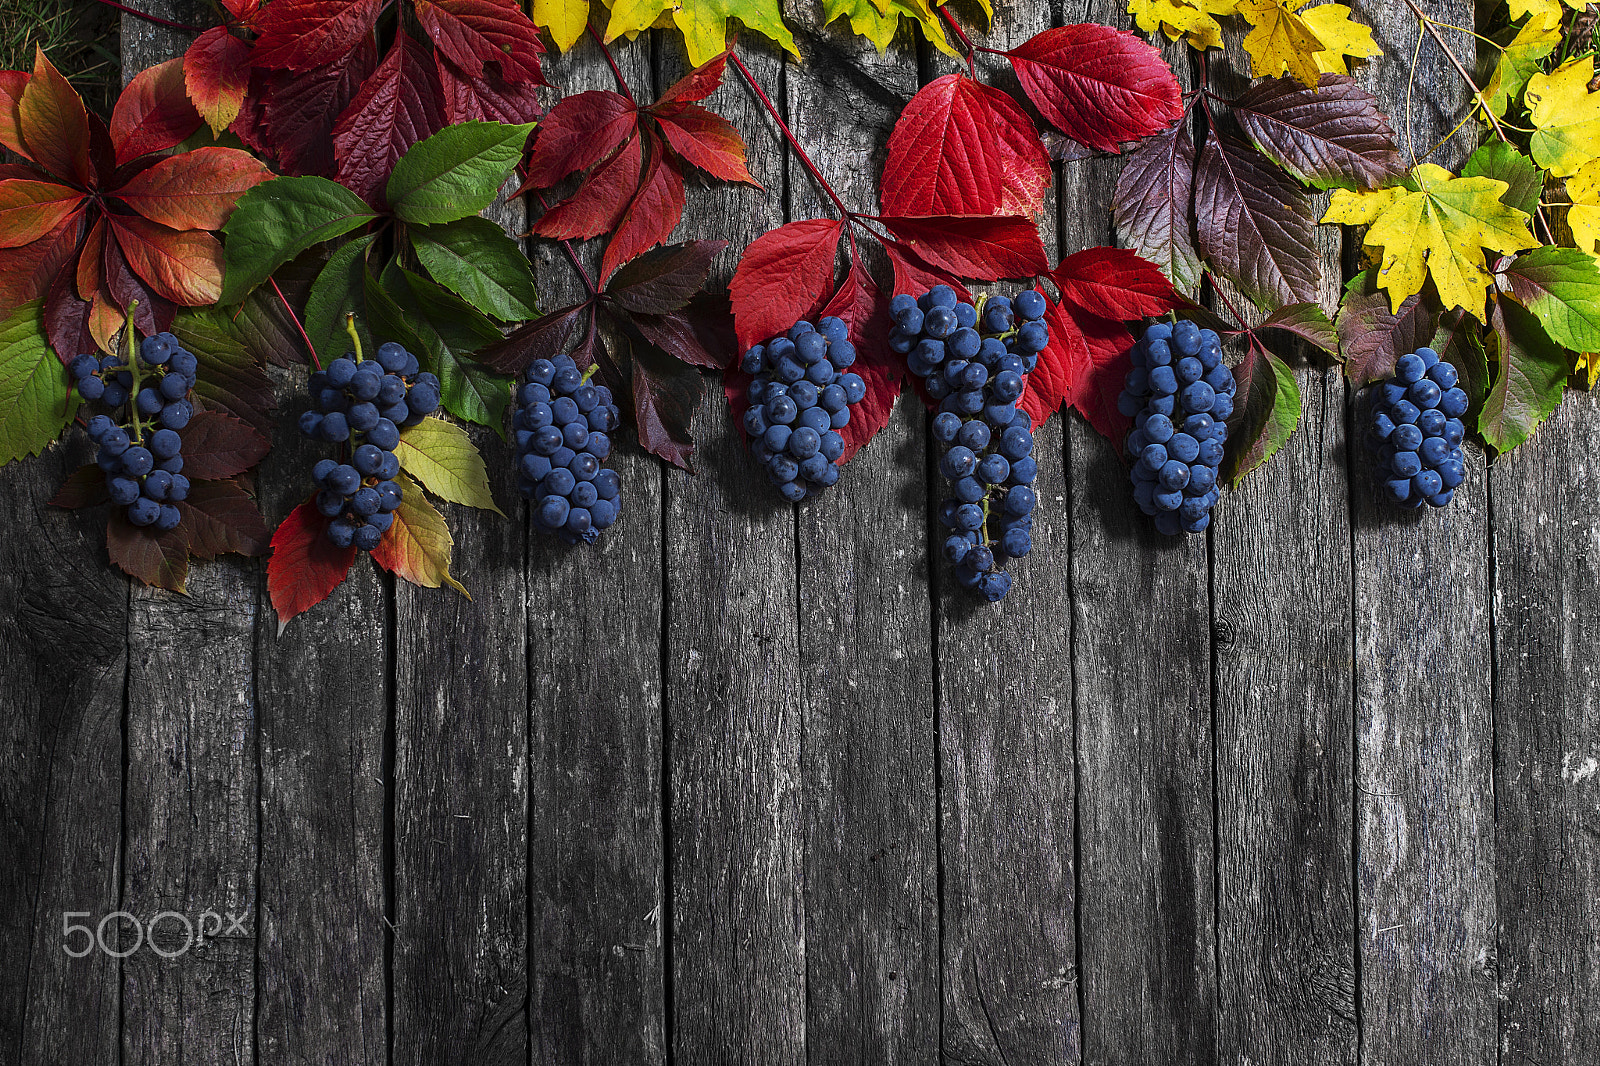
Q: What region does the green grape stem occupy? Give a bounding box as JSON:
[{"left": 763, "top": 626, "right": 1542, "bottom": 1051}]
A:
[
  {"left": 123, "top": 301, "right": 146, "bottom": 446},
  {"left": 344, "top": 312, "right": 366, "bottom": 363}
]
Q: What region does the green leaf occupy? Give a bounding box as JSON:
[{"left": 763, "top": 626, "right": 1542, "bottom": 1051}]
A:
[
  {"left": 1461, "top": 142, "right": 1544, "bottom": 219},
  {"left": 1481, "top": 298, "right": 1568, "bottom": 454},
  {"left": 1257, "top": 301, "right": 1337, "bottom": 355},
  {"left": 1224, "top": 340, "right": 1301, "bottom": 484},
  {"left": 304, "top": 235, "right": 375, "bottom": 366},
  {"left": 169, "top": 308, "right": 278, "bottom": 436},
  {"left": 410, "top": 217, "right": 539, "bottom": 322},
  {"left": 1499, "top": 245, "right": 1600, "bottom": 354},
  {"left": 386, "top": 121, "right": 535, "bottom": 226},
  {"left": 220, "top": 176, "right": 378, "bottom": 303},
  {"left": 395, "top": 416, "right": 504, "bottom": 514},
  {"left": 1431, "top": 308, "right": 1489, "bottom": 420},
  {"left": 0, "top": 302, "right": 76, "bottom": 465}
]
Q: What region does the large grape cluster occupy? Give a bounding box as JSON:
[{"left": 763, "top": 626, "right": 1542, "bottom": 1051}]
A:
[
  {"left": 738, "top": 315, "right": 866, "bottom": 501},
  {"left": 890, "top": 285, "right": 1047, "bottom": 602},
  {"left": 301, "top": 342, "right": 439, "bottom": 551},
  {"left": 69, "top": 332, "right": 196, "bottom": 532},
  {"left": 514, "top": 353, "right": 623, "bottom": 544},
  {"left": 1365, "top": 346, "right": 1468, "bottom": 508},
  {"left": 1116, "top": 320, "right": 1235, "bottom": 535}
]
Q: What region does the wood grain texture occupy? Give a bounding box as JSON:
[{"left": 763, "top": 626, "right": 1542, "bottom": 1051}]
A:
[
  {"left": 1346, "top": 4, "right": 1498, "bottom": 1063},
  {"left": 657, "top": 37, "right": 807, "bottom": 1066},
  {"left": 1064, "top": 12, "right": 1217, "bottom": 1066},
  {"left": 523, "top": 35, "right": 668, "bottom": 1066},
  {"left": 391, "top": 194, "right": 529, "bottom": 1066},
  {"left": 1491, "top": 389, "right": 1600, "bottom": 1062},
  {"left": 0, "top": 446, "right": 126, "bottom": 1066},
  {"left": 782, "top": 6, "right": 940, "bottom": 1062}
]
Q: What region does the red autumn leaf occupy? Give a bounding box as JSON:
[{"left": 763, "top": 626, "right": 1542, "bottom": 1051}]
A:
[
  {"left": 1111, "top": 120, "right": 1201, "bottom": 293},
  {"left": 49, "top": 464, "right": 110, "bottom": 509},
  {"left": 112, "top": 147, "right": 273, "bottom": 231},
  {"left": 0, "top": 221, "right": 78, "bottom": 309},
  {"left": 176, "top": 409, "right": 271, "bottom": 480},
  {"left": 250, "top": 0, "right": 385, "bottom": 70},
  {"left": 185, "top": 27, "right": 254, "bottom": 135},
  {"left": 1018, "top": 293, "right": 1136, "bottom": 443},
  {"left": 0, "top": 180, "right": 85, "bottom": 247},
  {"left": 180, "top": 478, "right": 271, "bottom": 559},
  {"left": 108, "top": 215, "right": 225, "bottom": 306},
  {"left": 656, "top": 105, "right": 757, "bottom": 186},
  {"left": 600, "top": 137, "right": 686, "bottom": 282},
  {"left": 729, "top": 217, "right": 843, "bottom": 351},
  {"left": 521, "top": 90, "right": 639, "bottom": 189},
  {"left": 260, "top": 38, "right": 379, "bottom": 175},
  {"left": 530, "top": 131, "right": 643, "bottom": 240},
  {"left": 74, "top": 217, "right": 102, "bottom": 296},
  {"left": 883, "top": 240, "right": 972, "bottom": 303},
  {"left": 0, "top": 70, "right": 27, "bottom": 157},
  {"left": 629, "top": 309, "right": 725, "bottom": 369},
  {"left": 45, "top": 266, "right": 93, "bottom": 360},
  {"left": 607, "top": 239, "right": 726, "bottom": 315},
  {"left": 1004, "top": 24, "right": 1183, "bottom": 154},
  {"left": 333, "top": 31, "right": 447, "bottom": 206},
  {"left": 477, "top": 301, "right": 591, "bottom": 373},
  {"left": 652, "top": 50, "right": 730, "bottom": 110},
  {"left": 618, "top": 330, "right": 702, "bottom": 471},
  {"left": 268, "top": 500, "right": 357, "bottom": 624},
  {"left": 413, "top": 0, "right": 547, "bottom": 84},
  {"left": 1193, "top": 131, "right": 1319, "bottom": 309},
  {"left": 1050, "top": 246, "right": 1181, "bottom": 321},
  {"left": 435, "top": 54, "right": 544, "bottom": 124},
  {"left": 882, "top": 74, "right": 1050, "bottom": 218},
  {"left": 101, "top": 233, "right": 174, "bottom": 338},
  {"left": 18, "top": 48, "right": 93, "bottom": 186},
  {"left": 109, "top": 57, "right": 202, "bottom": 167},
  {"left": 106, "top": 511, "right": 190, "bottom": 592},
  {"left": 820, "top": 263, "right": 899, "bottom": 463},
  {"left": 875, "top": 214, "right": 1049, "bottom": 280}
]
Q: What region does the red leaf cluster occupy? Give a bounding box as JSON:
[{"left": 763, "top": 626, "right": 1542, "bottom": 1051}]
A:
[{"left": 0, "top": 49, "right": 271, "bottom": 358}]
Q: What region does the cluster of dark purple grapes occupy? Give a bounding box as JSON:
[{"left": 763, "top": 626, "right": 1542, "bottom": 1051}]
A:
[
  {"left": 891, "top": 285, "right": 1047, "bottom": 602},
  {"left": 1365, "top": 346, "right": 1468, "bottom": 508},
  {"left": 70, "top": 333, "right": 196, "bottom": 532},
  {"left": 738, "top": 316, "right": 866, "bottom": 501},
  {"left": 514, "top": 353, "right": 623, "bottom": 544},
  {"left": 1117, "top": 321, "right": 1236, "bottom": 535},
  {"left": 301, "top": 343, "right": 437, "bottom": 551}
]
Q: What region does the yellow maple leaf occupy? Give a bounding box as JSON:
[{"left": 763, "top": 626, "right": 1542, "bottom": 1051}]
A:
[
  {"left": 1127, "top": 0, "right": 1217, "bottom": 49},
  {"left": 606, "top": 0, "right": 800, "bottom": 67},
  {"left": 1527, "top": 59, "right": 1600, "bottom": 178},
  {"left": 1238, "top": 0, "right": 1376, "bottom": 86},
  {"left": 1300, "top": 3, "right": 1381, "bottom": 75},
  {"left": 1483, "top": 9, "right": 1563, "bottom": 118},
  {"left": 825, "top": 0, "right": 958, "bottom": 57},
  {"left": 531, "top": 0, "right": 591, "bottom": 51},
  {"left": 1569, "top": 159, "right": 1600, "bottom": 256},
  {"left": 1322, "top": 163, "right": 1537, "bottom": 314},
  {"left": 1508, "top": 0, "right": 1587, "bottom": 20}
]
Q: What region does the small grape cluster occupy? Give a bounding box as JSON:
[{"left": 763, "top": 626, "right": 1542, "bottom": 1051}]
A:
[
  {"left": 738, "top": 316, "right": 866, "bottom": 501},
  {"left": 1365, "top": 346, "right": 1468, "bottom": 508},
  {"left": 301, "top": 342, "right": 437, "bottom": 551},
  {"left": 69, "top": 332, "right": 196, "bottom": 532},
  {"left": 514, "top": 353, "right": 623, "bottom": 544},
  {"left": 1116, "top": 320, "right": 1236, "bottom": 535},
  {"left": 890, "top": 285, "right": 1047, "bottom": 602}
]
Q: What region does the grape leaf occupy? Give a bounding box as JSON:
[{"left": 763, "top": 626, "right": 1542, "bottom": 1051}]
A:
[
  {"left": 250, "top": 0, "right": 385, "bottom": 70},
  {"left": 1322, "top": 163, "right": 1536, "bottom": 314},
  {"left": 729, "top": 217, "right": 844, "bottom": 351},
  {"left": 1461, "top": 141, "right": 1543, "bottom": 218},
  {"left": 603, "top": 0, "right": 799, "bottom": 67},
  {"left": 267, "top": 499, "right": 356, "bottom": 627},
  {"left": 530, "top": 0, "right": 588, "bottom": 51},
  {"left": 629, "top": 303, "right": 728, "bottom": 370},
  {"left": 521, "top": 90, "right": 639, "bottom": 189},
  {"left": 332, "top": 31, "right": 447, "bottom": 207},
  {"left": 1257, "top": 301, "right": 1338, "bottom": 354},
  {"left": 1112, "top": 121, "right": 1201, "bottom": 295},
  {"left": 821, "top": 0, "right": 959, "bottom": 58},
  {"left": 0, "top": 180, "right": 86, "bottom": 247},
  {"left": 1194, "top": 131, "right": 1320, "bottom": 309},
  {"left": 531, "top": 132, "right": 644, "bottom": 240},
  {"left": 413, "top": 0, "right": 547, "bottom": 85},
  {"left": 875, "top": 214, "right": 1050, "bottom": 281},
  {"left": 599, "top": 136, "right": 687, "bottom": 283},
  {"left": 384, "top": 120, "right": 535, "bottom": 225},
  {"left": 113, "top": 148, "right": 274, "bottom": 233},
  {"left": 1003, "top": 24, "right": 1184, "bottom": 153},
  {"left": 384, "top": 267, "right": 509, "bottom": 430},
  {"left": 1050, "top": 246, "right": 1183, "bottom": 320},
  {"left": 177, "top": 410, "right": 271, "bottom": 480},
  {"left": 180, "top": 478, "right": 271, "bottom": 560},
  {"left": 1525, "top": 59, "right": 1600, "bottom": 178},
  {"left": 435, "top": 54, "right": 545, "bottom": 125},
  {"left": 170, "top": 307, "right": 278, "bottom": 434},
  {"left": 1222, "top": 337, "right": 1300, "bottom": 483},
  {"left": 18, "top": 47, "right": 93, "bottom": 187},
  {"left": 220, "top": 175, "right": 378, "bottom": 303},
  {"left": 655, "top": 104, "right": 757, "bottom": 186},
  {"left": 1499, "top": 246, "right": 1600, "bottom": 353},
  {"left": 185, "top": 27, "right": 254, "bottom": 135},
  {"left": 0, "top": 301, "right": 76, "bottom": 465},
  {"left": 302, "top": 235, "right": 374, "bottom": 366},
  {"left": 108, "top": 57, "right": 202, "bottom": 167},
  {"left": 106, "top": 511, "right": 189, "bottom": 592},
  {"left": 1128, "top": 0, "right": 1237, "bottom": 51},
  {"left": 258, "top": 39, "right": 379, "bottom": 176},
  {"left": 883, "top": 240, "right": 973, "bottom": 304},
  {"left": 411, "top": 215, "right": 540, "bottom": 321},
  {"left": 1335, "top": 271, "right": 1441, "bottom": 385},
  {"left": 370, "top": 471, "right": 469, "bottom": 594},
  {"left": 108, "top": 216, "right": 225, "bottom": 306},
  {"left": 395, "top": 416, "right": 503, "bottom": 514},
  {"left": 818, "top": 262, "right": 898, "bottom": 462},
  {"left": 476, "top": 302, "right": 590, "bottom": 374},
  {"left": 604, "top": 326, "right": 704, "bottom": 471},
  {"left": 1230, "top": 74, "right": 1402, "bottom": 191},
  {"left": 1481, "top": 298, "right": 1568, "bottom": 454},
  {"left": 607, "top": 240, "right": 726, "bottom": 315}
]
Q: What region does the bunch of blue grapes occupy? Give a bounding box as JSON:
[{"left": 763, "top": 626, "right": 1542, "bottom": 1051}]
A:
[
  {"left": 514, "top": 353, "right": 623, "bottom": 544},
  {"left": 1116, "top": 320, "right": 1236, "bottom": 535},
  {"left": 889, "top": 285, "right": 1048, "bottom": 602},
  {"left": 738, "top": 316, "right": 866, "bottom": 501},
  {"left": 1365, "top": 346, "right": 1468, "bottom": 508},
  {"left": 300, "top": 342, "right": 438, "bottom": 551},
  {"left": 69, "top": 332, "right": 196, "bottom": 532}
]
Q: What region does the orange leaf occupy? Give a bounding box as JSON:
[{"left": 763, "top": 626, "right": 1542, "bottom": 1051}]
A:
[
  {"left": 113, "top": 147, "right": 274, "bottom": 230},
  {"left": 184, "top": 27, "right": 253, "bottom": 135},
  {"left": 656, "top": 104, "right": 756, "bottom": 186},
  {"left": 108, "top": 216, "right": 224, "bottom": 306},
  {"left": 88, "top": 287, "right": 125, "bottom": 355},
  {"left": 76, "top": 215, "right": 104, "bottom": 300},
  {"left": 110, "top": 57, "right": 202, "bottom": 166},
  {"left": 0, "top": 179, "right": 84, "bottom": 247},
  {"left": 369, "top": 473, "right": 468, "bottom": 595},
  {"left": 267, "top": 499, "right": 356, "bottom": 627},
  {"left": 0, "top": 70, "right": 28, "bottom": 158},
  {"left": 18, "top": 48, "right": 92, "bottom": 186}
]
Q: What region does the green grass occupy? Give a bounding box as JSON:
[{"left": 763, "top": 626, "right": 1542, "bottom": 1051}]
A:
[{"left": 0, "top": 0, "right": 119, "bottom": 116}]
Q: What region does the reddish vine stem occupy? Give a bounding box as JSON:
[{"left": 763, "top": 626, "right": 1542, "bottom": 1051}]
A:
[
  {"left": 587, "top": 23, "right": 637, "bottom": 106},
  {"left": 727, "top": 51, "right": 855, "bottom": 222},
  {"left": 269, "top": 276, "right": 323, "bottom": 371},
  {"left": 1204, "top": 271, "right": 1256, "bottom": 334},
  {"left": 938, "top": 8, "right": 978, "bottom": 79},
  {"left": 94, "top": 0, "right": 205, "bottom": 32},
  {"left": 532, "top": 190, "right": 600, "bottom": 298}
]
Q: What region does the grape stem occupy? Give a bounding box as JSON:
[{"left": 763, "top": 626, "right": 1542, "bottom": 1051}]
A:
[
  {"left": 124, "top": 300, "right": 146, "bottom": 446},
  {"left": 727, "top": 51, "right": 855, "bottom": 222},
  {"left": 267, "top": 276, "right": 323, "bottom": 372},
  {"left": 937, "top": 8, "right": 979, "bottom": 79},
  {"left": 587, "top": 22, "right": 637, "bottom": 106},
  {"left": 94, "top": 0, "right": 205, "bottom": 32},
  {"left": 344, "top": 312, "right": 366, "bottom": 363},
  {"left": 532, "top": 190, "right": 600, "bottom": 298}
]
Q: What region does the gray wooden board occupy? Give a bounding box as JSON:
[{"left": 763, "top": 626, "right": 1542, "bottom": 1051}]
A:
[
  {"left": 1492, "top": 387, "right": 1600, "bottom": 1061},
  {"left": 783, "top": 5, "right": 941, "bottom": 1062},
  {"left": 1347, "top": 5, "right": 1499, "bottom": 1065},
  {"left": 524, "top": 34, "right": 668, "bottom": 1066}
]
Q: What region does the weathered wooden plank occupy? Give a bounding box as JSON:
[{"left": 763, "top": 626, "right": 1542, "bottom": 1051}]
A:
[
  {"left": 1491, "top": 389, "right": 1600, "bottom": 1059},
  {"left": 781, "top": 6, "right": 939, "bottom": 1062},
  {"left": 1205, "top": 35, "right": 1358, "bottom": 1064},
  {"left": 115, "top": 16, "right": 258, "bottom": 1065},
  {"left": 391, "top": 199, "right": 530, "bottom": 1062},
  {"left": 1067, "top": 10, "right": 1217, "bottom": 1062},
  {"left": 523, "top": 35, "right": 667, "bottom": 1066},
  {"left": 656, "top": 36, "right": 807, "bottom": 1066},
  {"left": 1346, "top": 4, "right": 1498, "bottom": 1062},
  {"left": 0, "top": 446, "right": 125, "bottom": 1066}
]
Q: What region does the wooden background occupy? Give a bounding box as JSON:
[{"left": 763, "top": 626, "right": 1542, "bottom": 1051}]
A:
[{"left": 2, "top": 1, "right": 1597, "bottom": 1062}]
